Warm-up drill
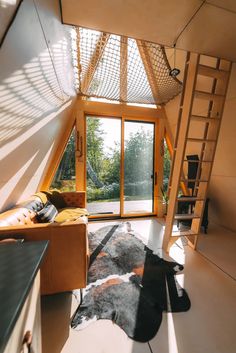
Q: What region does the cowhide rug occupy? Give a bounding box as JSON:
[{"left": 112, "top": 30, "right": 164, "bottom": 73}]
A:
[{"left": 71, "top": 223, "right": 191, "bottom": 342}]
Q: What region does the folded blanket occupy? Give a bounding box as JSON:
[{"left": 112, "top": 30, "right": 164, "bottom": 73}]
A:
[{"left": 54, "top": 208, "right": 89, "bottom": 223}]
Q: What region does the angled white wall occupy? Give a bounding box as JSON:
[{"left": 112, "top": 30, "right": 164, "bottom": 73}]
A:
[{"left": 0, "top": 0, "right": 76, "bottom": 212}]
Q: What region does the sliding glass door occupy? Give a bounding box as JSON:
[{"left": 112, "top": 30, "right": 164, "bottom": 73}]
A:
[
  {"left": 86, "top": 116, "right": 155, "bottom": 217},
  {"left": 86, "top": 116, "right": 121, "bottom": 215},
  {"left": 124, "top": 121, "right": 154, "bottom": 215}
]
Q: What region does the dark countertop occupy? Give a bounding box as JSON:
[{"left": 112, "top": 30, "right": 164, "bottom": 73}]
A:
[{"left": 0, "top": 241, "right": 48, "bottom": 353}]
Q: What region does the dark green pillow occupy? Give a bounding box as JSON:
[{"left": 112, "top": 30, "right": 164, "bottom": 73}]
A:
[{"left": 42, "top": 191, "right": 67, "bottom": 209}]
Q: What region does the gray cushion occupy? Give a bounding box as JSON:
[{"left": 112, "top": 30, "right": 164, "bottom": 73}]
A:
[{"left": 36, "top": 201, "right": 58, "bottom": 223}]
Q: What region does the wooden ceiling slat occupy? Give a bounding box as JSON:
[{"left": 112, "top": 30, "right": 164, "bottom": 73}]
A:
[{"left": 80, "top": 32, "right": 110, "bottom": 93}]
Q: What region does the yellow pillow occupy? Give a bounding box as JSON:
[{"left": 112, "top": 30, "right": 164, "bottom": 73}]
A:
[
  {"left": 54, "top": 208, "right": 89, "bottom": 223},
  {"left": 33, "top": 192, "right": 48, "bottom": 204}
]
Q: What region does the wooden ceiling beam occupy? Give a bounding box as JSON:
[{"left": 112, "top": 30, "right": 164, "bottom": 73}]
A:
[
  {"left": 80, "top": 31, "right": 110, "bottom": 93},
  {"left": 120, "top": 36, "right": 128, "bottom": 102},
  {"left": 136, "top": 39, "right": 160, "bottom": 105}
]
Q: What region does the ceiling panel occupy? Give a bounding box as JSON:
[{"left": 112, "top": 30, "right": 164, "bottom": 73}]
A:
[
  {"left": 207, "top": 0, "right": 236, "bottom": 12},
  {"left": 61, "top": 0, "right": 236, "bottom": 61},
  {"left": 61, "top": 0, "right": 202, "bottom": 47},
  {"left": 177, "top": 3, "right": 236, "bottom": 61}
]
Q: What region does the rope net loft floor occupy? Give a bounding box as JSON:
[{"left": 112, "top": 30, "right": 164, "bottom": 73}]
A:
[{"left": 71, "top": 27, "right": 182, "bottom": 105}]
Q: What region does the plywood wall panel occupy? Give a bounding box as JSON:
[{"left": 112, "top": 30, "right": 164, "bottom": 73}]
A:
[
  {"left": 177, "top": 4, "right": 236, "bottom": 61},
  {"left": 61, "top": 0, "right": 202, "bottom": 47},
  {"left": 61, "top": 0, "right": 236, "bottom": 62},
  {"left": 207, "top": 0, "right": 236, "bottom": 12},
  {"left": 208, "top": 63, "right": 236, "bottom": 231},
  {"left": 209, "top": 176, "right": 236, "bottom": 230}
]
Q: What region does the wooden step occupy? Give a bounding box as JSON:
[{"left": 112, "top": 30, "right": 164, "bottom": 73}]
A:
[
  {"left": 190, "top": 115, "right": 220, "bottom": 123},
  {"left": 180, "top": 178, "right": 209, "bottom": 182},
  {"left": 187, "top": 138, "right": 216, "bottom": 143},
  {"left": 171, "top": 230, "right": 197, "bottom": 237},
  {"left": 183, "top": 159, "right": 212, "bottom": 163},
  {"left": 195, "top": 90, "right": 224, "bottom": 102},
  {"left": 177, "top": 197, "right": 204, "bottom": 202},
  {"left": 198, "top": 64, "right": 228, "bottom": 80},
  {"left": 175, "top": 214, "right": 200, "bottom": 220}
]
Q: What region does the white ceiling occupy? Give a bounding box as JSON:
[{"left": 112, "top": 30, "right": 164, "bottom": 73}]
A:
[{"left": 60, "top": 0, "right": 236, "bottom": 62}]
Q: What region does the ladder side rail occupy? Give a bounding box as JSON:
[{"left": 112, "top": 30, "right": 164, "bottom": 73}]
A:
[
  {"left": 168, "top": 52, "right": 191, "bottom": 195},
  {"left": 193, "top": 58, "right": 221, "bottom": 197}
]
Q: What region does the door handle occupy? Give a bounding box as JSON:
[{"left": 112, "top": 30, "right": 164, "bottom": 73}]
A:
[{"left": 22, "top": 330, "right": 32, "bottom": 353}]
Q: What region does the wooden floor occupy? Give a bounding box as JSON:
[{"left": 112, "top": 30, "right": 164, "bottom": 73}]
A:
[{"left": 41, "top": 219, "right": 236, "bottom": 353}]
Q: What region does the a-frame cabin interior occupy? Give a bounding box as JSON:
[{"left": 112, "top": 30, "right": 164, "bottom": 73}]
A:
[{"left": 0, "top": 1, "right": 236, "bottom": 352}]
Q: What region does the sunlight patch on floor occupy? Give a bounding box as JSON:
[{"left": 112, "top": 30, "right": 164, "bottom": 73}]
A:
[
  {"left": 167, "top": 312, "right": 179, "bottom": 353},
  {"left": 169, "top": 241, "right": 186, "bottom": 265}
]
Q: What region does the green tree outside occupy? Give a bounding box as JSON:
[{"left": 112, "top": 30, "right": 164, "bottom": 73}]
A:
[{"left": 86, "top": 117, "right": 105, "bottom": 180}]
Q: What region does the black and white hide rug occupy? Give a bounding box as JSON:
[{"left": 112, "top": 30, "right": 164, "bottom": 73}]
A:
[{"left": 71, "top": 223, "right": 191, "bottom": 342}]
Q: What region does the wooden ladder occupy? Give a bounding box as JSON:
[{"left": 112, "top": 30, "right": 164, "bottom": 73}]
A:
[{"left": 163, "top": 52, "right": 232, "bottom": 252}]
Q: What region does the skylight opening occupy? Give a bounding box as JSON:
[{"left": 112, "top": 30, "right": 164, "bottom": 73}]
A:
[{"left": 72, "top": 26, "right": 182, "bottom": 105}]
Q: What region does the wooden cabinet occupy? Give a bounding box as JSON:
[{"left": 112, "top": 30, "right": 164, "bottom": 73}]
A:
[
  {"left": 4, "top": 272, "right": 41, "bottom": 353},
  {"left": 0, "top": 241, "right": 48, "bottom": 353}
]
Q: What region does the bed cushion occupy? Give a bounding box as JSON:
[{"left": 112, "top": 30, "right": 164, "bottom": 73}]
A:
[{"left": 54, "top": 208, "right": 89, "bottom": 223}]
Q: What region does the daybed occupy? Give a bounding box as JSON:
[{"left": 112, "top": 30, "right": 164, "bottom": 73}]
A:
[{"left": 0, "top": 191, "right": 89, "bottom": 295}]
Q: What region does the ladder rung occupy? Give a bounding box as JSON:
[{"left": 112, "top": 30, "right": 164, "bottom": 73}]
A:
[
  {"left": 171, "top": 230, "right": 197, "bottom": 237},
  {"left": 198, "top": 64, "right": 228, "bottom": 80},
  {"left": 187, "top": 138, "right": 216, "bottom": 143},
  {"left": 177, "top": 197, "right": 204, "bottom": 202},
  {"left": 190, "top": 115, "right": 220, "bottom": 123},
  {"left": 181, "top": 178, "right": 209, "bottom": 182},
  {"left": 183, "top": 159, "right": 212, "bottom": 163},
  {"left": 175, "top": 214, "right": 200, "bottom": 220},
  {"left": 195, "top": 90, "right": 224, "bottom": 101}
]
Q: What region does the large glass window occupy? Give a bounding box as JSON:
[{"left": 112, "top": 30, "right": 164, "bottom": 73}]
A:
[
  {"left": 163, "top": 138, "right": 171, "bottom": 193},
  {"left": 50, "top": 127, "right": 76, "bottom": 192},
  {"left": 86, "top": 116, "right": 156, "bottom": 217}
]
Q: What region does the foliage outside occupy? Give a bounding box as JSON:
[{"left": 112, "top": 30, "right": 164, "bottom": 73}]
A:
[
  {"left": 163, "top": 140, "right": 171, "bottom": 193},
  {"left": 86, "top": 118, "right": 154, "bottom": 202},
  {"left": 50, "top": 128, "right": 76, "bottom": 192}
]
